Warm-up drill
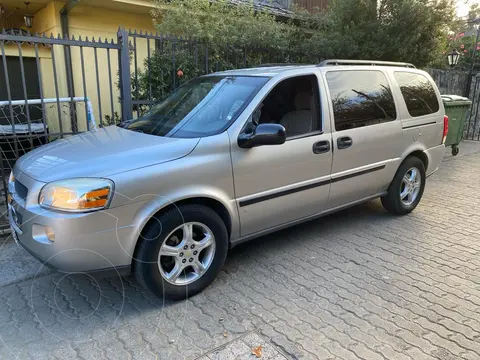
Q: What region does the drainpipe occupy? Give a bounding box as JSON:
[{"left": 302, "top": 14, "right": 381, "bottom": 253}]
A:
[{"left": 60, "top": 0, "right": 80, "bottom": 132}]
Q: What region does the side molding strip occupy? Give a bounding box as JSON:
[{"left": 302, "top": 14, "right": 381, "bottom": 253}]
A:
[
  {"left": 239, "top": 165, "right": 386, "bottom": 207},
  {"left": 402, "top": 121, "right": 437, "bottom": 130}
]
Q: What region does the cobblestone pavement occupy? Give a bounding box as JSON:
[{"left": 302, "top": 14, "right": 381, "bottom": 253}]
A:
[{"left": 1, "top": 151, "right": 480, "bottom": 360}]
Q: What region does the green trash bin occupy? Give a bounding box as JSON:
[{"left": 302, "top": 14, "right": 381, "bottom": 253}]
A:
[{"left": 441, "top": 95, "right": 472, "bottom": 156}]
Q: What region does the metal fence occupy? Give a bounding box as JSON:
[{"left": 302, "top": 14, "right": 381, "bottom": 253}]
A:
[
  {"left": 126, "top": 29, "right": 306, "bottom": 118},
  {"left": 3, "top": 27, "right": 479, "bottom": 208},
  {"left": 0, "top": 28, "right": 305, "bottom": 207},
  {"left": 428, "top": 68, "right": 480, "bottom": 141},
  {"left": 465, "top": 75, "right": 480, "bottom": 140},
  {"left": 0, "top": 29, "right": 126, "bottom": 207}
]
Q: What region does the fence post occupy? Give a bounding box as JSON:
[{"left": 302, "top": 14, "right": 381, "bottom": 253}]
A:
[{"left": 118, "top": 29, "right": 133, "bottom": 121}]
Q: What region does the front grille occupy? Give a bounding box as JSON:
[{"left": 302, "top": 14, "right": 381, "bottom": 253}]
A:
[{"left": 14, "top": 180, "right": 28, "bottom": 200}]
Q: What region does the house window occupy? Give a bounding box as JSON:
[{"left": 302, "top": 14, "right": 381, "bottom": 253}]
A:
[{"left": 0, "top": 56, "right": 42, "bottom": 125}]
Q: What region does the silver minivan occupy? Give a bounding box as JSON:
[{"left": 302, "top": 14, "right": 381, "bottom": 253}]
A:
[{"left": 8, "top": 60, "right": 447, "bottom": 300}]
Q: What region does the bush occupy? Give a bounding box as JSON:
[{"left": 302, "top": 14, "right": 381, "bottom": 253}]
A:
[
  {"left": 152, "top": 0, "right": 292, "bottom": 51},
  {"left": 135, "top": 41, "right": 307, "bottom": 105},
  {"left": 132, "top": 0, "right": 456, "bottom": 106}
]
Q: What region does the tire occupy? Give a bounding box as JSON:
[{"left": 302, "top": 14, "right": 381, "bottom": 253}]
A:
[
  {"left": 452, "top": 145, "right": 459, "bottom": 156},
  {"left": 381, "top": 156, "right": 426, "bottom": 215},
  {"left": 134, "top": 204, "right": 228, "bottom": 301}
]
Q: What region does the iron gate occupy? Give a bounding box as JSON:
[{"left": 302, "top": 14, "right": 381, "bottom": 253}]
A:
[{"left": 0, "top": 29, "right": 126, "bottom": 213}]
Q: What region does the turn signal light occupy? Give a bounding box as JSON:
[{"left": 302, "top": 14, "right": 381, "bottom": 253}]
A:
[{"left": 79, "top": 188, "right": 110, "bottom": 209}]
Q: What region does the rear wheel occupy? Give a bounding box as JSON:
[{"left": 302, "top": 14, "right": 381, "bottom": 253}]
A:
[
  {"left": 381, "top": 156, "right": 426, "bottom": 215},
  {"left": 134, "top": 204, "right": 228, "bottom": 301}
]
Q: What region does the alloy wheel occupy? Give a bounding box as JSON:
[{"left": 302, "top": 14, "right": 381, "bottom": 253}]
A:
[
  {"left": 400, "top": 167, "right": 421, "bottom": 206},
  {"left": 157, "top": 222, "right": 216, "bottom": 285}
]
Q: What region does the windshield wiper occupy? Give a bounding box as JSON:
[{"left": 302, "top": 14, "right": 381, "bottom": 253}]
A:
[{"left": 117, "top": 119, "right": 134, "bottom": 128}]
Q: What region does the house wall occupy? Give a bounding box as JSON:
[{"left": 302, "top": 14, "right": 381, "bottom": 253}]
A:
[
  {"left": 2, "top": 3, "right": 58, "bottom": 131},
  {"left": 63, "top": 2, "right": 156, "bottom": 131}
]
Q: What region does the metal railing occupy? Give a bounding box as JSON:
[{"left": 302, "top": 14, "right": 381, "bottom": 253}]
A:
[
  {"left": 2, "top": 24, "right": 478, "bottom": 214},
  {"left": 0, "top": 29, "right": 122, "bottom": 133},
  {"left": 465, "top": 75, "right": 480, "bottom": 140},
  {"left": 0, "top": 29, "right": 126, "bottom": 209},
  {"left": 0, "top": 27, "right": 309, "bottom": 209},
  {"left": 126, "top": 29, "right": 309, "bottom": 118}
]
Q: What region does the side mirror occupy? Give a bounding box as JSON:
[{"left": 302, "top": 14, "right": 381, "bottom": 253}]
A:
[{"left": 238, "top": 123, "right": 286, "bottom": 149}]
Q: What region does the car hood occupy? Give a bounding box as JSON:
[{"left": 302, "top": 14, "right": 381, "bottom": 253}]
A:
[{"left": 15, "top": 126, "right": 199, "bottom": 182}]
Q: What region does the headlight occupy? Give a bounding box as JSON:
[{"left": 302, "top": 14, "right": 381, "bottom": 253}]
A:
[{"left": 39, "top": 178, "right": 114, "bottom": 212}]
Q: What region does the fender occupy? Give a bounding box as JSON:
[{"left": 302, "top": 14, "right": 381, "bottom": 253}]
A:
[{"left": 124, "top": 186, "right": 239, "bottom": 258}]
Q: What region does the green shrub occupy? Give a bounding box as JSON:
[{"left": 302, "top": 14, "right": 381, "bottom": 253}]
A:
[{"left": 131, "top": 0, "right": 455, "bottom": 106}]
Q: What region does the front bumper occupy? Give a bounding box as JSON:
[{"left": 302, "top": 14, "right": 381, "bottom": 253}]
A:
[{"left": 8, "top": 179, "right": 145, "bottom": 273}]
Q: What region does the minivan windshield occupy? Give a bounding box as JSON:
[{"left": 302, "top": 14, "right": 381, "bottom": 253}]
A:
[{"left": 120, "top": 76, "right": 268, "bottom": 138}]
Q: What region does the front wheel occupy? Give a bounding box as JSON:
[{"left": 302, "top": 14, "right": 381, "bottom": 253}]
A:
[
  {"left": 381, "top": 156, "right": 426, "bottom": 215},
  {"left": 134, "top": 204, "right": 228, "bottom": 301}
]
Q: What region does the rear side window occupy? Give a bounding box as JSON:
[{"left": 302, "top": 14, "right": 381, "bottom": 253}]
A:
[
  {"left": 394, "top": 72, "right": 440, "bottom": 117},
  {"left": 326, "top": 70, "right": 397, "bottom": 131}
]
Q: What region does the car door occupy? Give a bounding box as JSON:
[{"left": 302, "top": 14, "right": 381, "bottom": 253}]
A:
[
  {"left": 229, "top": 72, "right": 333, "bottom": 237},
  {"left": 324, "top": 69, "right": 404, "bottom": 208}
]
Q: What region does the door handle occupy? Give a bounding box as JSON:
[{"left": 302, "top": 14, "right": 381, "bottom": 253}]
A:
[
  {"left": 312, "top": 140, "right": 331, "bottom": 154},
  {"left": 337, "top": 136, "right": 353, "bottom": 150}
]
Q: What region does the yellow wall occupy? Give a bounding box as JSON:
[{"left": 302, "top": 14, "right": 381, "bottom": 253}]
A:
[
  {"left": 33, "top": 1, "right": 60, "bottom": 35},
  {"left": 66, "top": 3, "right": 156, "bottom": 131},
  {"left": 2, "top": 0, "right": 156, "bottom": 133},
  {"left": 2, "top": 2, "right": 58, "bottom": 131}
]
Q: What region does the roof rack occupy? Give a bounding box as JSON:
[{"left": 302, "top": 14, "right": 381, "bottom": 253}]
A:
[
  {"left": 256, "top": 63, "right": 309, "bottom": 67},
  {"left": 317, "top": 59, "right": 416, "bottom": 68}
]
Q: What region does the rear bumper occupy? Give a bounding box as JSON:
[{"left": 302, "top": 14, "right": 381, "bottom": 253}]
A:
[{"left": 425, "top": 144, "right": 445, "bottom": 177}]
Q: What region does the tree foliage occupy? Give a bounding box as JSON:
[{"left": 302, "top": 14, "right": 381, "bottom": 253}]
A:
[
  {"left": 301, "top": 0, "right": 455, "bottom": 66},
  {"left": 446, "top": 2, "right": 480, "bottom": 71},
  {"left": 153, "top": 0, "right": 455, "bottom": 64},
  {"left": 134, "top": 0, "right": 456, "bottom": 103},
  {"left": 152, "top": 0, "right": 292, "bottom": 51}
]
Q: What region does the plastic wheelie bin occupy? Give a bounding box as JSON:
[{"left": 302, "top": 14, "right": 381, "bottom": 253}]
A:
[{"left": 441, "top": 95, "right": 472, "bottom": 156}]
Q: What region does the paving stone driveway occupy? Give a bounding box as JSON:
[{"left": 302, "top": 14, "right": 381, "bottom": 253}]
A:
[{"left": 1, "top": 151, "right": 480, "bottom": 360}]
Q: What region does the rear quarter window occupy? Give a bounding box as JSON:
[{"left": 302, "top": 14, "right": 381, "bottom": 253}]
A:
[{"left": 394, "top": 72, "right": 440, "bottom": 117}]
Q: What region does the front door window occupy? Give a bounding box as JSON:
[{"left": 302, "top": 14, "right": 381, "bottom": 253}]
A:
[{"left": 254, "top": 75, "right": 321, "bottom": 138}]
